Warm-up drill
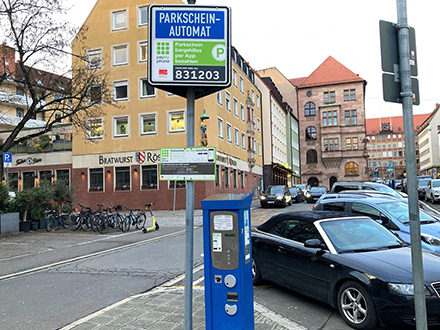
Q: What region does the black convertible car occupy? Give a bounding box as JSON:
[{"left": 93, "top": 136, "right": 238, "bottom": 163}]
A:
[{"left": 252, "top": 211, "right": 440, "bottom": 329}]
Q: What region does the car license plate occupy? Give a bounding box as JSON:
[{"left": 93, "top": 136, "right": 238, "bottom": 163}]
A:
[{"left": 268, "top": 201, "right": 274, "bottom": 204}]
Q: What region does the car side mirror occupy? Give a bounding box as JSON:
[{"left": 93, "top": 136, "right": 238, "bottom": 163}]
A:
[{"left": 304, "top": 239, "right": 324, "bottom": 249}]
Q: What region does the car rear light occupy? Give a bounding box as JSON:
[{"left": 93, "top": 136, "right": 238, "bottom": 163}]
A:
[{"left": 312, "top": 205, "right": 316, "bottom": 210}]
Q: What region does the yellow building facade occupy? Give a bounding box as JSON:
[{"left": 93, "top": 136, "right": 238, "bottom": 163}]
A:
[{"left": 71, "top": 0, "right": 263, "bottom": 209}]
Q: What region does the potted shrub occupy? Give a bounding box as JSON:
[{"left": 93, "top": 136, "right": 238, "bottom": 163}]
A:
[{"left": 16, "top": 186, "right": 51, "bottom": 230}]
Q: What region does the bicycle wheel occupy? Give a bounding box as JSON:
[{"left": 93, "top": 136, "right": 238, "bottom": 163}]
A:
[
  {"left": 115, "top": 214, "right": 125, "bottom": 231},
  {"left": 69, "top": 214, "right": 81, "bottom": 231},
  {"left": 61, "top": 214, "right": 70, "bottom": 229},
  {"left": 96, "top": 214, "right": 108, "bottom": 234},
  {"left": 45, "top": 216, "right": 54, "bottom": 232},
  {"left": 120, "top": 215, "right": 130, "bottom": 232},
  {"left": 135, "top": 214, "right": 147, "bottom": 230},
  {"left": 81, "top": 214, "right": 92, "bottom": 231},
  {"left": 90, "top": 214, "right": 98, "bottom": 232}
]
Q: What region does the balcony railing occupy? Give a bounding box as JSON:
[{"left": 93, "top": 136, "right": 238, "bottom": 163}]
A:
[{"left": 9, "top": 140, "right": 72, "bottom": 154}]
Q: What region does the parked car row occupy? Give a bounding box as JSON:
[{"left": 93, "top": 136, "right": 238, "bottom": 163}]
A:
[
  {"left": 260, "top": 185, "right": 309, "bottom": 207},
  {"left": 253, "top": 180, "right": 440, "bottom": 329}
]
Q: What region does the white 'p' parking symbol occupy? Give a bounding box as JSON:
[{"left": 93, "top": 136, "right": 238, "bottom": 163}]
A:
[{"left": 212, "top": 44, "right": 226, "bottom": 61}]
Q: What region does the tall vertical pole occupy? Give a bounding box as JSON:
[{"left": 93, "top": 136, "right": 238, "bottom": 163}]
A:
[
  {"left": 184, "top": 86, "right": 195, "bottom": 330},
  {"left": 397, "top": 1, "right": 427, "bottom": 329}
]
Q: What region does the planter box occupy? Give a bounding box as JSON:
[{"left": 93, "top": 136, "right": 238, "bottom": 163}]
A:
[
  {"left": 0, "top": 212, "right": 19, "bottom": 234},
  {"left": 19, "top": 221, "right": 31, "bottom": 232},
  {"left": 39, "top": 218, "right": 47, "bottom": 229},
  {"left": 31, "top": 221, "right": 39, "bottom": 231}
]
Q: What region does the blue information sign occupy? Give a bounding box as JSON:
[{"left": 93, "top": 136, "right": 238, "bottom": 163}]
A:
[{"left": 148, "top": 5, "right": 231, "bottom": 87}]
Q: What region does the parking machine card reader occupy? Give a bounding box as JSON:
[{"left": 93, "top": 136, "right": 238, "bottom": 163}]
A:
[{"left": 211, "top": 211, "right": 239, "bottom": 270}]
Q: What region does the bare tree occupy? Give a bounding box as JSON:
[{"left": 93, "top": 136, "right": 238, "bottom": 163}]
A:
[{"left": 0, "top": 0, "right": 114, "bottom": 174}]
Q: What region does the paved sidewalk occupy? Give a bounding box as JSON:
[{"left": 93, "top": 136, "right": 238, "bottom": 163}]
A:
[{"left": 62, "top": 269, "right": 306, "bottom": 330}]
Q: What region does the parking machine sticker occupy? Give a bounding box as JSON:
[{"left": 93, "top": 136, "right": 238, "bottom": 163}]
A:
[{"left": 212, "top": 232, "right": 222, "bottom": 252}]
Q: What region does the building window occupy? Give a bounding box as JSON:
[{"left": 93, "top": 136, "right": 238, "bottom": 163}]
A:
[
  {"left": 306, "top": 149, "right": 317, "bottom": 163},
  {"left": 224, "top": 167, "right": 229, "bottom": 187},
  {"left": 258, "top": 142, "right": 261, "bottom": 156},
  {"left": 39, "top": 170, "right": 52, "bottom": 185},
  {"left": 88, "top": 119, "right": 103, "bottom": 139},
  {"left": 169, "top": 112, "right": 185, "bottom": 132},
  {"left": 233, "top": 69, "right": 237, "bottom": 87},
  {"left": 324, "top": 91, "right": 336, "bottom": 104},
  {"left": 225, "top": 92, "right": 231, "bottom": 111},
  {"left": 55, "top": 113, "right": 62, "bottom": 123},
  {"left": 87, "top": 49, "right": 102, "bottom": 69},
  {"left": 345, "top": 110, "right": 357, "bottom": 126},
  {"left": 139, "top": 41, "right": 148, "bottom": 62},
  {"left": 240, "top": 171, "right": 245, "bottom": 187},
  {"left": 239, "top": 76, "right": 244, "bottom": 93},
  {"left": 217, "top": 91, "right": 223, "bottom": 105},
  {"left": 234, "top": 128, "right": 239, "bottom": 146},
  {"left": 350, "top": 89, "right": 356, "bottom": 100},
  {"left": 305, "top": 126, "right": 317, "bottom": 140},
  {"left": 22, "top": 172, "right": 35, "bottom": 190},
  {"left": 139, "top": 6, "right": 148, "bottom": 26},
  {"left": 240, "top": 104, "right": 245, "bottom": 121},
  {"left": 256, "top": 95, "right": 260, "bottom": 109},
  {"left": 16, "top": 86, "right": 24, "bottom": 96},
  {"left": 114, "top": 80, "right": 128, "bottom": 101},
  {"left": 140, "top": 79, "right": 155, "bottom": 98},
  {"left": 115, "top": 166, "right": 130, "bottom": 191},
  {"left": 215, "top": 165, "right": 220, "bottom": 187},
  {"left": 305, "top": 102, "right": 316, "bottom": 116},
  {"left": 112, "top": 10, "right": 127, "bottom": 31},
  {"left": 217, "top": 118, "right": 224, "bottom": 138},
  {"left": 344, "top": 90, "right": 349, "bottom": 101},
  {"left": 241, "top": 132, "right": 246, "bottom": 149},
  {"left": 233, "top": 98, "right": 238, "bottom": 117},
  {"left": 141, "top": 114, "right": 156, "bottom": 135},
  {"left": 89, "top": 168, "right": 103, "bottom": 192},
  {"left": 353, "top": 137, "right": 359, "bottom": 150},
  {"left": 345, "top": 162, "right": 359, "bottom": 176},
  {"left": 226, "top": 123, "right": 232, "bottom": 142},
  {"left": 324, "top": 139, "right": 339, "bottom": 151},
  {"left": 56, "top": 169, "right": 70, "bottom": 184},
  {"left": 323, "top": 111, "right": 338, "bottom": 127},
  {"left": 169, "top": 181, "right": 186, "bottom": 189},
  {"left": 114, "top": 117, "right": 128, "bottom": 137},
  {"left": 16, "top": 108, "right": 24, "bottom": 118},
  {"left": 141, "top": 165, "right": 158, "bottom": 190},
  {"left": 8, "top": 173, "right": 18, "bottom": 192},
  {"left": 346, "top": 137, "right": 352, "bottom": 150},
  {"left": 113, "top": 44, "right": 128, "bottom": 66},
  {"left": 90, "top": 84, "right": 102, "bottom": 103},
  {"left": 257, "top": 118, "right": 261, "bottom": 132}
]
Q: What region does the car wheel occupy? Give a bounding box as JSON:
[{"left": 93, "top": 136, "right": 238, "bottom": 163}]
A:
[
  {"left": 337, "top": 281, "right": 378, "bottom": 330},
  {"left": 252, "top": 259, "right": 263, "bottom": 285}
]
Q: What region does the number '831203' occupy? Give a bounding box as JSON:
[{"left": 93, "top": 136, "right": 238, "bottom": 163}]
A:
[{"left": 175, "top": 70, "right": 220, "bottom": 80}]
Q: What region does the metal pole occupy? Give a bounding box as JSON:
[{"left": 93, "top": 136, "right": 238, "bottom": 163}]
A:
[
  {"left": 184, "top": 87, "right": 195, "bottom": 330},
  {"left": 173, "top": 180, "right": 176, "bottom": 215},
  {"left": 397, "top": 1, "right": 427, "bottom": 329}
]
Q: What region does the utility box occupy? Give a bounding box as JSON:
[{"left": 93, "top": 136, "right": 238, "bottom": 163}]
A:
[{"left": 201, "top": 193, "right": 254, "bottom": 330}]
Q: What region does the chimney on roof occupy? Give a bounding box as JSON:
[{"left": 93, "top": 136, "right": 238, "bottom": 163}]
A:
[{"left": 0, "top": 44, "right": 16, "bottom": 77}]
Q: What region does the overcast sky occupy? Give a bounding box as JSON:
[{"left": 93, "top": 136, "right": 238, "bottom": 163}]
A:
[{"left": 68, "top": 0, "right": 439, "bottom": 119}]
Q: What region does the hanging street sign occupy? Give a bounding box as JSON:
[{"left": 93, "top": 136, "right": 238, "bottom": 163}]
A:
[
  {"left": 148, "top": 5, "right": 231, "bottom": 89},
  {"left": 159, "top": 147, "right": 216, "bottom": 181}
]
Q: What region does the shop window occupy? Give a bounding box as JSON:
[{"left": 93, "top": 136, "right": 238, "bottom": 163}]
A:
[
  {"left": 39, "top": 170, "right": 52, "bottom": 185},
  {"left": 115, "top": 166, "right": 130, "bottom": 191},
  {"left": 22, "top": 172, "right": 35, "bottom": 190},
  {"left": 141, "top": 165, "right": 158, "bottom": 190},
  {"left": 56, "top": 169, "right": 70, "bottom": 185},
  {"left": 89, "top": 168, "right": 103, "bottom": 192}
]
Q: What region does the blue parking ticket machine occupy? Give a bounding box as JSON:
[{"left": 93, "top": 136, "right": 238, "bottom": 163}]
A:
[{"left": 201, "top": 193, "right": 254, "bottom": 330}]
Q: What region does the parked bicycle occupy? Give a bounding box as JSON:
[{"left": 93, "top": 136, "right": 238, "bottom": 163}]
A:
[{"left": 45, "top": 201, "right": 71, "bottom": 232}]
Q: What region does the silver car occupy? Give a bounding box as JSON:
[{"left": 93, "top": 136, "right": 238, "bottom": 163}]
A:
[{"left": 425, "top": 179, "right": 440, "bottom": 203}]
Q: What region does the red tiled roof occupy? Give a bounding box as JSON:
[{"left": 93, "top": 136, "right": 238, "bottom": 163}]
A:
[
  {"left": 365, "top": 113, "right": 431, "bottom": 135},
  {"left": 290, "top": 56, "right": 365, "bottom": 88},
  {"left": 289, "top": 77, "right": 307, "bottom": 87}
]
